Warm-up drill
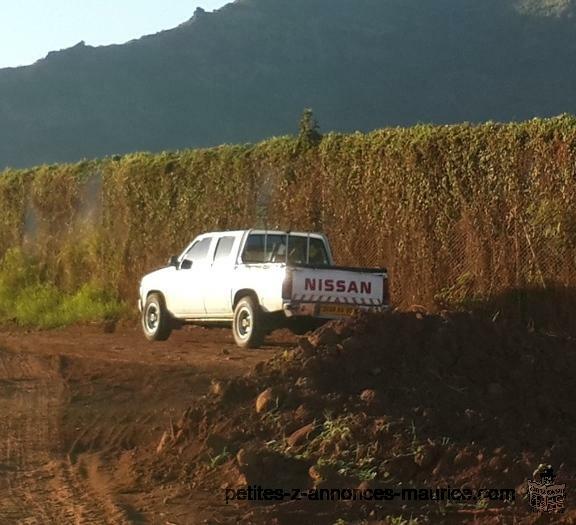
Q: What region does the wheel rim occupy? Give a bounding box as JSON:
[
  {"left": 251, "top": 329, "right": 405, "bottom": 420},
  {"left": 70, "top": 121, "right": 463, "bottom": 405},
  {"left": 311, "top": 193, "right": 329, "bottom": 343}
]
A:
[
  {"left": 236, "top": 306, "right": 252, "bottom": 340},
  {"left": 145, "top": 303, "right": 159, "bottom": 333}
]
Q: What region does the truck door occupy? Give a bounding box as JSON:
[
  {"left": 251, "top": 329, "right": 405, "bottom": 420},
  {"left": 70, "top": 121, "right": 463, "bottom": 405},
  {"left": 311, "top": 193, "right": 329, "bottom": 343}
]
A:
[
  {"left": 203, "top": 235, "right": 238, "bottom": 316},
  {"left": 172, "top": 236, "right": 213, "bottom": 316}
]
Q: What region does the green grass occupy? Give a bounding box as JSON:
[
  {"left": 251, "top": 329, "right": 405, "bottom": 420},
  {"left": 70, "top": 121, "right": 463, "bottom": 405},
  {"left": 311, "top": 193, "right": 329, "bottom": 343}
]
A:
[
  {"left": 0, "top": 248, "right": 125, "bottom": 328},
  {"left": 208, "top": 447, "right": 231, "bottom": 468}
]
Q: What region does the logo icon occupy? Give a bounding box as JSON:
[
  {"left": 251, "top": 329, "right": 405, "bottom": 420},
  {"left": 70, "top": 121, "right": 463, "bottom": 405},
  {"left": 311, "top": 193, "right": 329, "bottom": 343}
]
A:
[{"left": 528, "top": 464, "right": 566, "bottom": 514}]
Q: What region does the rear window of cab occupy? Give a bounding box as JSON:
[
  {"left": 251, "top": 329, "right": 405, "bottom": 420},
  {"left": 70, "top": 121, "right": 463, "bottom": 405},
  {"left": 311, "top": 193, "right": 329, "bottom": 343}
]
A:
[{"left": 242, "top": 234, "right": 329, "bottom": 265}]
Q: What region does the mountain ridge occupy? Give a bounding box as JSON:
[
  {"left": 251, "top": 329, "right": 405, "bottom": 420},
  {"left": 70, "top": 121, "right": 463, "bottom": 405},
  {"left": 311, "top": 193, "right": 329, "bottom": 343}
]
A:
[{"left": 2, "top": 0, "right": 576, "bottom": 168}]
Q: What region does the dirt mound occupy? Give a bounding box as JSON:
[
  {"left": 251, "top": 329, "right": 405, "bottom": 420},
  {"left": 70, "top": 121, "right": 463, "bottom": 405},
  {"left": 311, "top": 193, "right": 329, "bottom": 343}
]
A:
[{"left": 152, "top": 312, "right": 576, "bottom": 523}]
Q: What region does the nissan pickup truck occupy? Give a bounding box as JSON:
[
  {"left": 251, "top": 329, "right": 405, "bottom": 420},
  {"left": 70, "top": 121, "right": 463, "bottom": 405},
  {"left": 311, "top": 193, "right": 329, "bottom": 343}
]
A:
[{"left": 138, "top": 230, "right": 389, "bottom": 348}]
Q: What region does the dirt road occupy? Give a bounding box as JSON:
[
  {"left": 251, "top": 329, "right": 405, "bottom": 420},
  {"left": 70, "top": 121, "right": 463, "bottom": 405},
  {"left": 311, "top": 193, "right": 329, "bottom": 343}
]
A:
[
  {"left": 0, "top": 324, "right": 286, "bottom": 524},
  {"left": 2, "top": 316, "right": 574, "bottom": 524}
]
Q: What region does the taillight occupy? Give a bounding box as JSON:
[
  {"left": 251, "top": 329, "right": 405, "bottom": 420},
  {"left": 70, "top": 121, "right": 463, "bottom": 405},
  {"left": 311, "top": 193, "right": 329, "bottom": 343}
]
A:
[
  {"left": 282, "top": 270, "right": 293, "bottom": 300},
  {"left": 382, "top": 273, "right": 389, "bottom": 305}
]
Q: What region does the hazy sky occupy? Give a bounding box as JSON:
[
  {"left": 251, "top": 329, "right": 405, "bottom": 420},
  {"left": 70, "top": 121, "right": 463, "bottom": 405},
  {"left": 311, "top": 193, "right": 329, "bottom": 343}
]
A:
[{"left": 0, "top": 0, "right": 231, "bottom": 69}]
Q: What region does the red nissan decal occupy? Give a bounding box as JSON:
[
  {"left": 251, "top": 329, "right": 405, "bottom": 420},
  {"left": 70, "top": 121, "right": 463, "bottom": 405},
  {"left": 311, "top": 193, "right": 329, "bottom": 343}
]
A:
[{"left": 304, "top": 278, "right": 372, "bottom": 294}]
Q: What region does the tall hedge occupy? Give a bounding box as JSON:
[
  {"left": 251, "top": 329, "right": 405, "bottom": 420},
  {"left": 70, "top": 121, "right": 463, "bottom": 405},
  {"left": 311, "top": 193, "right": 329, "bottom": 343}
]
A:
[{"left": 2, "top": 116, "right": 576, "bottom": 331}]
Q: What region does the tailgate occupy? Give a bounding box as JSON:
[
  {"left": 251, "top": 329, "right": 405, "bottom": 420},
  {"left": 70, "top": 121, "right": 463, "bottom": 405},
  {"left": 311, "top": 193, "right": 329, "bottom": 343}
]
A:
[{"left": 289, "top": 267, "right": 387, "bottom": 306}]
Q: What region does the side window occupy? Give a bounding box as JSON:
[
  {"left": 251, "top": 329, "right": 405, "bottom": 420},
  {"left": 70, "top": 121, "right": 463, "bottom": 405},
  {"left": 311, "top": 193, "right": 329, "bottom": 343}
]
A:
[
  {"left": 182, "top": 237, "right": 212, "bottom": 267},
  {"left": 213, "top": 236, "right": 235, "bottom": 263}
]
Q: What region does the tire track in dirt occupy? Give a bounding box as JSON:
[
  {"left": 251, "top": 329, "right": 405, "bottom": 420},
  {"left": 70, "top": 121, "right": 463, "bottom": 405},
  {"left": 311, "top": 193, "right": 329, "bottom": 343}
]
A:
[
  {"left": 0, "top": 348, "right": 134, "bottom": 525},
  {"left": 0, "top": 325, "right": 288, "bottom": 524},
  {"left": 0, "top": 350, "right": 64, "bottom": 523}
]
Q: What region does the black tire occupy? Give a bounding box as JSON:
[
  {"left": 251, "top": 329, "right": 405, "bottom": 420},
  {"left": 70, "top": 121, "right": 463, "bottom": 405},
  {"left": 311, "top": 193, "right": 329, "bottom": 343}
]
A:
[
  {"left": 142, "top": 293, "right": 173, "bottom": 341},
  {"left": 232, "top": 296, "right": 265, "bottom": 348}
]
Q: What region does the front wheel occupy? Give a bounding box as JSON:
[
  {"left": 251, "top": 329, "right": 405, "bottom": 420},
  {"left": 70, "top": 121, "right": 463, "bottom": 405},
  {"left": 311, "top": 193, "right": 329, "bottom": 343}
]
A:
[
  {"left": 142, "top": 293, "right": 173, "bottom": 341},
  {"left": 232, "top": 296, "right": 265, "bottom": 348}
]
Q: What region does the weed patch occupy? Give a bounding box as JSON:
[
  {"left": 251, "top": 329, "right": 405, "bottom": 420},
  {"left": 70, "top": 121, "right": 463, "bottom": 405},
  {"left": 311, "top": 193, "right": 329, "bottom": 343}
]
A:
[{"left": 0, "top": 248, "right": 124, "bottom": 328}]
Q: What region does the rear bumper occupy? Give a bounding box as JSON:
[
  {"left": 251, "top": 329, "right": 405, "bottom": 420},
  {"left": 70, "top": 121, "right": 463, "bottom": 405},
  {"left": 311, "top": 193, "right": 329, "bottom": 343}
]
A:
[{"left": 283, "top": 301, "right": 388, "bottom": 319}]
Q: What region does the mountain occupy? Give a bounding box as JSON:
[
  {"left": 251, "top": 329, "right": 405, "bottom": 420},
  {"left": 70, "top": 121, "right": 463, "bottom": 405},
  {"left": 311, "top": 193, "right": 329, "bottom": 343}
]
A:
[{"left": 2, "top": 0, "right": 576, "bottom": 168}]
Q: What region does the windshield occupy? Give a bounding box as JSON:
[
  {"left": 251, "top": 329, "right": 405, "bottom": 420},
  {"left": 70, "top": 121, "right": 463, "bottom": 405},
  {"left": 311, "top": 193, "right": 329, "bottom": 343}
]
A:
[{"left": 241, "top": 234, "right": 329, "bottom": 265}]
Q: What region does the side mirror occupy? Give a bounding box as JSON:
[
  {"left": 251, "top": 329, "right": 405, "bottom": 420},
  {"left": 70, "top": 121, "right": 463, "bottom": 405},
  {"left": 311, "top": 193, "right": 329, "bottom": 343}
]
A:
[
  {"left": 168, "top": 255, "right": 179, "bottom": 267},
  {"left": 180, "top": 259, "right": 193, "bottom": 270}
]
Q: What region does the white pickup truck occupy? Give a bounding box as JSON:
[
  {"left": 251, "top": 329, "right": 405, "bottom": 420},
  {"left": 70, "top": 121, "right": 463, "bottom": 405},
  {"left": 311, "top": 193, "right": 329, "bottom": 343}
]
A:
[{"left": 139, "top": 230, "right": 388, "bottom": 348}]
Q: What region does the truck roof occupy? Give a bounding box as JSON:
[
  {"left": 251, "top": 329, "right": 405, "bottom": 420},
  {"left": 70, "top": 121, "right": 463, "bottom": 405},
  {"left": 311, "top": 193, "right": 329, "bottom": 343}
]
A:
[
  {"left": 203, "top": 228, "right": 323, "bottom": 237},
  {"left": 200, "top": 229, "right": 326, "bottom": 238}
]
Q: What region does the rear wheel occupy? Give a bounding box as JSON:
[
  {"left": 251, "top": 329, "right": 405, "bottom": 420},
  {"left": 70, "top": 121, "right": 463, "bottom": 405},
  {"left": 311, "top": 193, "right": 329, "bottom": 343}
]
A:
[
  {"left": 142, "top": 293, "right": 173, "bottom": 341},
  {"left": 233, "top": 296, "right": 265, "bottom": 348}
]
